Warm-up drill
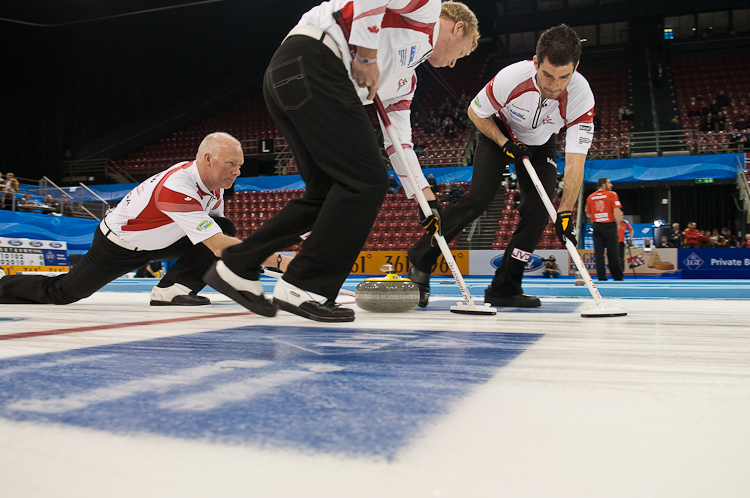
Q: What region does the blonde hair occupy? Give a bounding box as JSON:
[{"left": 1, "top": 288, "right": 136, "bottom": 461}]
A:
[
  {"left": 440, "top": 1, "right": 480, "bottom": 53},
  {"left": 197, "top": 132, "right": 242, "bottom": 160}
]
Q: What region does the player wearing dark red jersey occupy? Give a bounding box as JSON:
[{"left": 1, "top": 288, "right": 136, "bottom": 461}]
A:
[{"left": 585, "top": 177, "right": 624, "bottom": 281}]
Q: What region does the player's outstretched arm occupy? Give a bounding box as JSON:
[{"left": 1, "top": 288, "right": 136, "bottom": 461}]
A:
[
  {"left": 559, "top": 152, "right": 585, "bottom": 213},
  {"left": 202, "top": 233, "right": 292, "bottom": 271},
  {"left": 202, "top": 233, "right": 241, "bottom": 258}
]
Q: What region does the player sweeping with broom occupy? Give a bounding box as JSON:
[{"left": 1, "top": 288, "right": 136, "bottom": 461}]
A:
[
  {"left": 407, "top": 24, "right": 595, "bottom": 309},
  {"left": 205, "top": 0, "right": 480, "bottom": 322}
]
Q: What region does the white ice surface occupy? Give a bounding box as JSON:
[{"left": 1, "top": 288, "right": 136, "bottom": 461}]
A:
[{"left": 0, "top": 292, "right": 748, "bottom": 498}]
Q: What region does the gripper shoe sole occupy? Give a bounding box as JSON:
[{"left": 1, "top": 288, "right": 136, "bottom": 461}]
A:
[
  {"left": 150, "top": 293, "right": 211, "bottom": 306},
  {"left": 203, "top": 264, "right": 276, "bottom": 317},
  {"left": 485, "top": 293, "right": 541, "bottom": 308},
  {"left": 273, "top": 298, "right": 355, "bottom": 323}
]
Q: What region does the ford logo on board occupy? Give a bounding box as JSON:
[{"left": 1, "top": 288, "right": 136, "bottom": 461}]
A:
[
  {"left": 50, "top": 242, "right": 63, "bottom": 248},
  {"left": 8, "top": 240, "right": 22, "bottom": 246},
  {"left": 29, "top": 241, "right": 43, "bottom": 247},
  {"left": 490, "top": 254, "right": 545, "bottom": 273}
]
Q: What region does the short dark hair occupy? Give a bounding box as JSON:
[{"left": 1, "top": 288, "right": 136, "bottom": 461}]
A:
[
  {"left": 597, "top": 177, "right": 609, "bottom": 188},
  {"left": 536, "top": 24, "right": 582, "bottom": 67}
]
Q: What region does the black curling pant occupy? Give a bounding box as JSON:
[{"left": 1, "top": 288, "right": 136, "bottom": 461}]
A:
[
  {"left": 592, "top": 222, "right": 623, "bottom": 281},
  {"left": 409, "top": 124, "right": 558, "bottom": 297},
  {"left": 0, "top": 217, "right": 234, "bottom": 304},
  {"left": 221, "top": 35, "right": 388, "bottom": 301}
]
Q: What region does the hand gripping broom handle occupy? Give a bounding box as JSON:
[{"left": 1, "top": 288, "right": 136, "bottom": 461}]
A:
[
  {"left": 520, "top": 157, "right": 605, "bottom": 307},
  {"left": 332, "top": 11, "right": 475, "bottom": 307}
]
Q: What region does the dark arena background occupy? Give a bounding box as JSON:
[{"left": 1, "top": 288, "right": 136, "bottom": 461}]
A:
[{"left": 1, "top": 1, "right": 749, "bottom": 497}]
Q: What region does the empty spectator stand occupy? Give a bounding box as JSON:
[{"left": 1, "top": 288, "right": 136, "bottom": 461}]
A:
[
  {"left": 673, "top": 54, "right": 749, "bottom": 131},
  {"left": 672, "top": 53, "right": 750, "bottom": 153},
  {"left": 113, "top": 93, "right": 286, "bottom": 177},
  {"left": 555, "top": 63, "right": 631, "bottom": 160}
]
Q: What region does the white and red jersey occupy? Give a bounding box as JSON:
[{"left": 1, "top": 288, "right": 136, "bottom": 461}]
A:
[
  {"left": 104, "top": 161, "right": 224, "bottom": 250},
  {"left": 297, "top": 0, "right": 441, "bottom": 197},
  {"left": 470, "top": 60, "right": 596, "bottom": 155},
  {"left": 585, "top": 189, "right": 621, "bottom": 223}
]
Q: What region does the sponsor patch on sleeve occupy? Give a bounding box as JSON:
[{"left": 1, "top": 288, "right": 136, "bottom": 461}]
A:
[{"left": 197, "top": 219, "right": 214, "bottom": 231}]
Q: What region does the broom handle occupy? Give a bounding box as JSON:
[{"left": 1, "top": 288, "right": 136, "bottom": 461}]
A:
[
  {"left": 373, "top": 98, "right": 476, "bottom": 306},
  {"left": 332, "top": 10, "right": 475, "bottom": 306},
  {"left": 520, "top": 157, "right": 605, "bottom": 307}
]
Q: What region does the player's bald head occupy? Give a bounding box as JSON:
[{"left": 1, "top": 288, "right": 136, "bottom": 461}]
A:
[{"left": 197, "top": 132, "right": 242, "bottom": 162}]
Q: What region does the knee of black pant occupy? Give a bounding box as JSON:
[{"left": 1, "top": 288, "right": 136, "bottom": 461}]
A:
[
  {"left": 213, "top": 216, "right": 236, "bottom": 237},
  {"left": 523, "top": 209, "right": 550, "bottom": 234},
  {"left": 460, "top": 188, "right": 496, "bottom": 215},
  {"left": 54, "top": 294, "right": 84, "bottom": 305},
  {"left": 364, "top": 170, "right": 390, "bottom": 205}
]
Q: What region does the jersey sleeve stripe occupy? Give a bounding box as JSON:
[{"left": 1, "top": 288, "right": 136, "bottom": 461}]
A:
[
  {"left": 389, "top": 0, "right": 431, "bottom": 15},
  {"left": 567, "top": 106, "right": 595, "bottom": 127},
  {"left": 157, "top": 187, "right": 204, "bottom": 213},
  {"left": 353, "top": 5, "right": 387, "bottom": 21},
  {"left": 386, "top": 144, "right": 413, "bottom": 156},
  {"left": 339, "top": 2, "right": 355, "bottom": 34},
  {"left": 381, "top": 11, "right": 435, "bottom": 44},
  {"left": 121, "top": 161, "right": 195, "bottom": 232},
  {"left": 485, "top": 78, "right": 504, "bottom": 112},
  {"left": 385, "top": 99, "right": 412, "bottom": 114}
]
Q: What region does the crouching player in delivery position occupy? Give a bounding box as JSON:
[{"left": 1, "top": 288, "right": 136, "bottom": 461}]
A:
[
  {"left": 407, "top": 24, "right": 595, "bottom": 308},
  {"left": 205, "top": 0, "right": 480, "bottom": 322},
  {"left": 0, "top": 133, "right": 290, "bottom": 306}
]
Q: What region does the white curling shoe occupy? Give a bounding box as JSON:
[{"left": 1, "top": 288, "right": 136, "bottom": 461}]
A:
[
  {"left": 203, "top": 261, "right": 276, "bottom": 317},
  {"left": 273, "top": 277, "right": 354, "bottom": 322},
  {"left": 150, "top": 282, "right": 210, "bottom": 306}
]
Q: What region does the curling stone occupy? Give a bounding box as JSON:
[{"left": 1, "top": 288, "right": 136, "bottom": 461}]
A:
[{"left": 355, "top": 264, "right": 420, "bottom": 313}]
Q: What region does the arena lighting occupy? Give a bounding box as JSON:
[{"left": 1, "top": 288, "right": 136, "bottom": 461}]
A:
[{"left": 580, "top": 38, "right": 587, "bottom": 42}]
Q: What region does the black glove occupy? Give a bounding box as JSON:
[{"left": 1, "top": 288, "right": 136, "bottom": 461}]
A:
[
  {"left": 419, "top": 200, "right": 442, "bottom": 241},
  {"left": 500, "top": 140, "right": 530, "bottom": 161},
  {"left": 554, "top": 210, "right": 577, "bottom": 246}
]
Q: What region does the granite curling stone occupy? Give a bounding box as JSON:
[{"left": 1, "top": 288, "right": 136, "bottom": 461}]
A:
[{"left": 355, "top": 264, "right": 420, "bottom": 313}]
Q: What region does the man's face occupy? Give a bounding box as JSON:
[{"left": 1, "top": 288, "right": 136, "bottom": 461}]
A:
[
  {"left": 689, "top": 222, "right": 696, "bottom": 230},
  {"left": 661, "top": 236, "right": 668, "bottom": 244},
  {"left": 429, "top": 19, "right": 473, "bottom": 69},
  {"left": 672, "top": 223, "right": 679, "bottom": 230},
  {"left": 534, "top": 56, "right": 578, "bottom": 100},
  {"left": 207, "top": 143, "right": 243, "bottom": 190}
]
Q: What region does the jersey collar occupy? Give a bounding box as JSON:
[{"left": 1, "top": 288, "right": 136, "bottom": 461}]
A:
[{"left": 190, "top": 161, "right": 214, "bottom": 200}]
